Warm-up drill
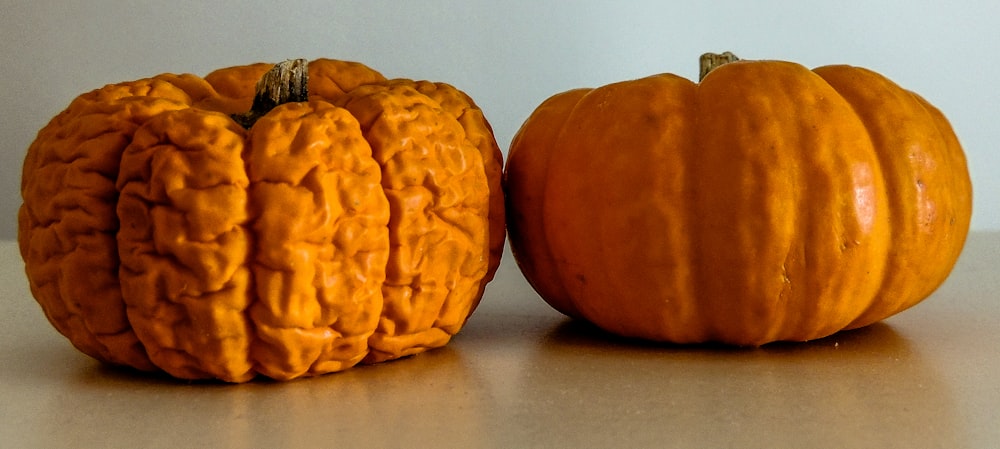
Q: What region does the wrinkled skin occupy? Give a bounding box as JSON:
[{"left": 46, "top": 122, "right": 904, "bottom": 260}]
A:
[
  {"left": 19, "top": 59, "right": 504, "bottom": 382},
  {"left": 505, "top": 60, "right": 971, "bottom": 345}
]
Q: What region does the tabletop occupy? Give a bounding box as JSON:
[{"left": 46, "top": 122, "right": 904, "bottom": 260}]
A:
[{"left": 2, "top": 233, "right": 998, "bottom": 448}]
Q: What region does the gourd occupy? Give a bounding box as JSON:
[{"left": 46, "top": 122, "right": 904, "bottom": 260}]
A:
[
  {"left": 19, "top": 59, "right": 505, "bottom": 382},
  {"left": 505, "top": 52, "right": 971, "bottom": 345}
]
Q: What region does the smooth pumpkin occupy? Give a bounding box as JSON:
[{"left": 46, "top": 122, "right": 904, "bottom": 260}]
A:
[
  {"left": 505, "top": 53, "right": 971, "bottom": 345},
  {"left": 19, "top": 59, "right": 505, "bottom": 382}
]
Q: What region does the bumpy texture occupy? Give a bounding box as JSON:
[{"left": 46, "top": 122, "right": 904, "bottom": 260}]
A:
[
  {"left": 19, "top": 59, "right": 504, "bottom": 382},
  {"left": 505, "top": 60, "right": 971, "bottom": 345}
]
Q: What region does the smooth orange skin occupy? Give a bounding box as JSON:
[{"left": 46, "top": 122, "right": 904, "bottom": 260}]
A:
[
  {"left": 19, "top": 59, "right": 504, "bottom": 382},
  {"left": 505, "top": 60, "right": 971, "bottom": 345}
]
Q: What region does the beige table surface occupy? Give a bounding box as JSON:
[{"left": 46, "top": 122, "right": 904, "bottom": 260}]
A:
[{"left": 2, "top": 233, "right": 998, "bottom": 448}]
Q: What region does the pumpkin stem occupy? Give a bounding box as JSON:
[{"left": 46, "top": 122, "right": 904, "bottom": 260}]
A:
[
  {"left": 699, "top": 52, "right": 740, "bottom": 81},
  {"left": 232, "top": 59, "right": 309, "bottom": 128}
]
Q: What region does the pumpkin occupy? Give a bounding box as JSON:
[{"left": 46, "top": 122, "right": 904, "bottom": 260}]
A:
[
  {"left": 505, "top": 52, "right": 971, "bottom": 345},
  {"left": 19, "top": 59, "right": 505, "bottom": 382}
]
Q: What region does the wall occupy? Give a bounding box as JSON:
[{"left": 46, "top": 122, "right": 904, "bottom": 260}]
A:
[{"left": 2, "top": 0, "right": 997, "bottom": 239}]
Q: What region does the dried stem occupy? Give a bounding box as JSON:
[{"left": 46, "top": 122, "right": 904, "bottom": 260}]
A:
[
  {"left": 699, "top": 52, "right": 740, "bottom": 81},
  {"left": 232, "top": 59, "right": 309, "bottom": 128}
]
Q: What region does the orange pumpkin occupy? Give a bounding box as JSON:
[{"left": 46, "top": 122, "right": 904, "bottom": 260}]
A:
[
  {"left": 19, "top": 59, "right": 505, "bottom": 382},
  {"left": 505, "top": 53, "right": 971, "bottom": 345}
]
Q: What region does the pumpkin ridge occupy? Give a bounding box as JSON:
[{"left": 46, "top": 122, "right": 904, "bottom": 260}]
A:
[
  {"left": 332, "top": 82, "right": 490, "bottom": 363},
  {"left": 538, "top": 74, "right": 706, "bottom": 341},
  {"left": 19, "top": 79, "right": 205, "bottom": 372},
  {"left": 392, "top": 79, "right": 506, "bottom": 295},
  {"left": 242, "top": 100, "right": 388, "bottom": 379},
  {"left": 813, "top": 66, "right": 972, "bottom": 329},
  {"left": 115, "top": 108, "right": 255, "bottom": 382},
  {"left": 505, "top": 88, "right": 590, "bottom": 319},
  {"left": 688, "top": 62, "right": 891, "bottom": 343},
  {"left": 306, "top": 58, "right": 388, "bottom": 101}
]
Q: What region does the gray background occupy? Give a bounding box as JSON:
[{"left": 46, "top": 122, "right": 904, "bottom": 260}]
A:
[{"left": 3, "top": 0, "right": 997, "bottom": 240}]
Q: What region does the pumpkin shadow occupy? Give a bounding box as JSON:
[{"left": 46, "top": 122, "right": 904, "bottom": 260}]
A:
[
  {"left": 86, "top": 361, "right": 232, "bottom": 386},
  {"left": 539, "top": 316, "right": 899, "bottom": 354},
  {"left": 510, "top": 317, "right": 965, "bottom": 448},
  {"left": 34, "top": 346, "right": 494, "bottom": 447}
]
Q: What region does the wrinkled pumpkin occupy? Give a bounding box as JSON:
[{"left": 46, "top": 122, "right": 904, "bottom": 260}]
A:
[
  {"left": 505, "top": 52, "right": 971, "bottom": 345},
  {"left": 19, "top": 58, "right": 505, "bottom": 382}
]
